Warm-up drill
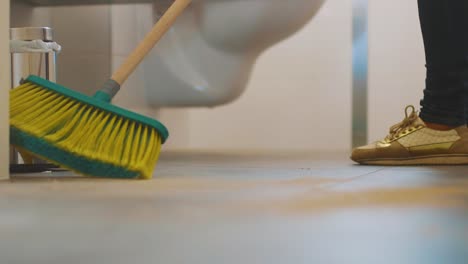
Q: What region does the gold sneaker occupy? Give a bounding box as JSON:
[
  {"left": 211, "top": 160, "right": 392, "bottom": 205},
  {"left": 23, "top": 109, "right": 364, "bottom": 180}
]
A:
[{"left": 351, "top": 105, "right": 468, "bottom": 165}]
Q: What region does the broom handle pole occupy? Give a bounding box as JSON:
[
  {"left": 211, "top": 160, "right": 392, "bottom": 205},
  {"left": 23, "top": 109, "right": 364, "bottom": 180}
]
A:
[{"left": 111, "top": 0, "right": 192, "bottom": 85}]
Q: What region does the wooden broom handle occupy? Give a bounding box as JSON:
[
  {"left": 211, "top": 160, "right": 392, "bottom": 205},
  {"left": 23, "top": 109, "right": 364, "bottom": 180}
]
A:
[{"left": 111, "top": 0, "right": 192, "bottom": 85}]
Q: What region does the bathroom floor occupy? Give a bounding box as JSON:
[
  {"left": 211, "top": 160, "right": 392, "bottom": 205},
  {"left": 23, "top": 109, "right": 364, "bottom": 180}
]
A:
[{"left": 2, "top": 150, "right": 468, "bottom": 264}]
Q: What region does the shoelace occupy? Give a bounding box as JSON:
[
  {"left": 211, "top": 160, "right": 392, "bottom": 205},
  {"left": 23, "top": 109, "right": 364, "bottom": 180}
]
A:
[{"left": 384, "top": 105, "right": 420, "bottom": 142}]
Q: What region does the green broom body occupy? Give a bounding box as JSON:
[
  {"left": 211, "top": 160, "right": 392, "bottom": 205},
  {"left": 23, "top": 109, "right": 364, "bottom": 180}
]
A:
[{"left": 9, "top": 0, "right": 192, "bottom": 179}]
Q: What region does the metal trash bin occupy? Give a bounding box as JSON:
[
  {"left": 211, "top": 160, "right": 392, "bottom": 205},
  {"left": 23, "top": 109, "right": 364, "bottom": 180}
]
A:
[{"left": 9, "top": 27, "right": 61, "bottom": 167}]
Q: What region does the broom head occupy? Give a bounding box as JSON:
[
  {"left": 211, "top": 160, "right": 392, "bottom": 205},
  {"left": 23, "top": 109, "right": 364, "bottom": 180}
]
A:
[{"left": 10, "top": 75, "right": 169, "bottom": 179}]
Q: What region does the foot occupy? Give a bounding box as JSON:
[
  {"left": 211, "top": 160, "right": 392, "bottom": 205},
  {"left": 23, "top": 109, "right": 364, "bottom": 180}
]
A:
[{"left": 351, "top": 105, "right": 468, "bottom": 165}]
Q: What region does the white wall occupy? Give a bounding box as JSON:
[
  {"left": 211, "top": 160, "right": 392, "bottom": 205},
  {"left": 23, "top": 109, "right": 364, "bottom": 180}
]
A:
[
  {"left": 49, "top": 5, "right": 111, "bottom": 93},
  {"left": 112, "top": 0, "right": 353, "bottom": 152},
  {"left": 10, "top": 2, "right": 51, "bottom": 28},
  {"left": 10, "top": 0, "right": 424, "bottom": 155},
  {"left": 0, "top": 0, "right": 10, "bottom": 179},
  {"left": 138, "top": 0, "right": 425, "bottom": 151},
  {"left": 368, "top": 0, "right": 425, "bottom": 142},
  {"left": 11, "top": 3, "right": 112, "bottom": 94}
]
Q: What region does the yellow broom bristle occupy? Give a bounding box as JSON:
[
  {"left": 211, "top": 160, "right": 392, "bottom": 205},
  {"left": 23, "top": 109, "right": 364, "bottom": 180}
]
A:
[{"left": 10, "top": 83, "right": 163, "bottom": 179}]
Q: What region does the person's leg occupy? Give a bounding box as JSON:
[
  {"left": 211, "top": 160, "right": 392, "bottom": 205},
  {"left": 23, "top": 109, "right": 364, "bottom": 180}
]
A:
[
  {"left": 418, "top": 0, "right": 468, "bottom": 128},
  {"left": 350, "top": 0, "right": 468, "bottom": 165}
]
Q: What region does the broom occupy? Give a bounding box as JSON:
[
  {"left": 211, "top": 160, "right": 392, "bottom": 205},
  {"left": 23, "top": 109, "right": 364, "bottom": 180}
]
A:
[{"left": 10, "top": 0, "right": 192, "bottom": 179}]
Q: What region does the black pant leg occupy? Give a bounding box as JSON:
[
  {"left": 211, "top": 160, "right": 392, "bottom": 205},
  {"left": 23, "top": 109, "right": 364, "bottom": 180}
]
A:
[{"left": 418, "top": 0, "right": 468, "bottom": 126}]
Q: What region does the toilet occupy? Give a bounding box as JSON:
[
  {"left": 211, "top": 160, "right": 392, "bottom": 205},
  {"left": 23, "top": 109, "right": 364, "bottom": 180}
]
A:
[{"left": 138, "top": 0, "right": 326, "bottom": 107}]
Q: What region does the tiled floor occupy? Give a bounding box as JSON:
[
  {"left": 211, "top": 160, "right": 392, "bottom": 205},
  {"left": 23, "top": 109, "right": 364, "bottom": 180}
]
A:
[{"left": 2, "top": 150, "right": 468, "bottom": 264}]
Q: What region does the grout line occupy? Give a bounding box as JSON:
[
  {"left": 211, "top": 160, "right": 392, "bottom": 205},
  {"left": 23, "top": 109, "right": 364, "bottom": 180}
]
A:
[
  {"left": 320, "top": 167, "right": 386, "bottom": 189},
  {"left": 157, "top": 163, "right": 355, "bottom": 171}
]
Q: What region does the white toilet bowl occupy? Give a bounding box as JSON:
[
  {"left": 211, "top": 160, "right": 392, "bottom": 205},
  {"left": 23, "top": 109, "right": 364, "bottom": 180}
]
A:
[{"left": 140, "top": 0, "right": 326, "bottom": 107}]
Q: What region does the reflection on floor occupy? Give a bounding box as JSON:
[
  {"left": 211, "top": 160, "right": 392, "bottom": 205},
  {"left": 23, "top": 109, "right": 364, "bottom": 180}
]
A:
[{"left": 2, "top": 150, "right": 468, "bottom": 264}]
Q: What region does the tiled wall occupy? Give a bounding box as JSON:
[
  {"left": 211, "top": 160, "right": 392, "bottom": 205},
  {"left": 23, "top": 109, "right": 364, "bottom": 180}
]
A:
[{"left": 0, "top": 0, "right": 9, "bottom": 179}]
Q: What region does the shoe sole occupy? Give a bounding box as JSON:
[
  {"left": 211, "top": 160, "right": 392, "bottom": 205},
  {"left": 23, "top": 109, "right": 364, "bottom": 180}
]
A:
[{"left": 356, "top": 155, "right": 468, "bottom": 166}]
